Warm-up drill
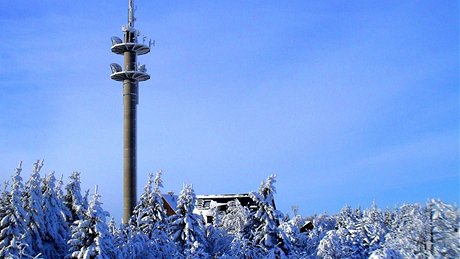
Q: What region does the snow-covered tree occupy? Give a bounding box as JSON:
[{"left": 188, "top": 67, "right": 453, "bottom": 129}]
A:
[
  {"left": 317, "top": 229, "right": 343, "bottom": 258},
  {"left": 0, "top": 162, "right": 458, "bottom": 258},
  {"left": 359, "top": 202, "right": 387, "bottom": 255},
  {"left": 369, "top": 247, "right": 403, "bottom": 259},
  {"left": 63, "top": 172, "right": 86, "bottom": 223},
  {"left": 220, "top": 199, "right": 250, "bottom": 235},
  {"left": 382, "top": 203, "right": 427, "bottom": 257},
  {"left": 0, "top": 181, "right": 10, "bottom": 226},
  {"left": 426, "top": 199, "right": 460, "bottom": 258},
  {"left": 249, "top": 174, "right": 291, "bottom": 257},
  {"left": 279, "top": 214, "right": 311, "bottom": 257},
  {"left": 331, "top": 205, "right": 364, "bottom": 257},
  {"left": 204, "top": 208, "right": 232, "bottom": 257},
  {"left": 68, "top": 186, "right": 118, "bottom": 259},
  {"left": 0, "top": 161, "right": 33, "bottom": 257},
  {"left": 153, "top": 169, "right": 163, "bottom": 194},
  {"left": 113, "top": 223, "right": 153, "bottom": 258},
  {"left": 304, "top": 214, "right": 336, "bottom": 257},
  {"left": 130, "top": 171, "right": 175, "bottom": 258},
  {"left": 336, "top": 205, "right": 358, "bottom": 229},
  {"left": 168, "top": 184, "right": 208, "bottom": 258},
  {"left": 41, "top": 172, "right": 70, "bottom": 258},
  {"left": 22, "top": 160, "right": 46, "bottom": 255},
  {"left": 131, "top": 171, "right": 167, "bottom": 235}
]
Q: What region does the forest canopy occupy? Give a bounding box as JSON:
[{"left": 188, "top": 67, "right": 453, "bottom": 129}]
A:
[{"left": 0, "top": 161, "right": 458, "bottom": 258}]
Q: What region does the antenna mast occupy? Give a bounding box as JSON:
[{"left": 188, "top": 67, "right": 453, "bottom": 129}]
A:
[
  {"left": 110, "top": 0, "right": 151, "bottom": 224},
  {"left": 128, "top": 0, "right": 135, "bottom": 30}
]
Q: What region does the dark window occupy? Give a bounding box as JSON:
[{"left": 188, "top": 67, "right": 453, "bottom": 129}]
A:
[{"left": 203, "top": 200, "right": 211, "bottom": 208}]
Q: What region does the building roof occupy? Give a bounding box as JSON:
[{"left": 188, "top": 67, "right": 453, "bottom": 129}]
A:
[{"left": 196, "top": 193, "right": 251, "bottom": 199}]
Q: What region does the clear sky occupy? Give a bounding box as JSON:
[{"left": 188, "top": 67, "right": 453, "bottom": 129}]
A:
[{"left": 0, "top": 0, "right": 458, "bottom": 221}]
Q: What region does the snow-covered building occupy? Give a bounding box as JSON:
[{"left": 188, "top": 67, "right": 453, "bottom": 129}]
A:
[
  {"left": 161, "top": 192, "right": 178, "bottom": 216},
  {"left": 194, "top": 193, "right": 267, "bottom": 224},
  {"left": 161, "top": 192, "right": 276, "bottom": 224}
]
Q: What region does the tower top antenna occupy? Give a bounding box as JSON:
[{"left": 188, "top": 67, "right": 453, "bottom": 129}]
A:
[{"left": 128, "top": 0, "right": 136, "bottom": 30}]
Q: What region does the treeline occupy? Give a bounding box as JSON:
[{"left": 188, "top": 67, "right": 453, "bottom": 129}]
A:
[{"left": 0, "top": 161, "right": 458, "bottom": 258}]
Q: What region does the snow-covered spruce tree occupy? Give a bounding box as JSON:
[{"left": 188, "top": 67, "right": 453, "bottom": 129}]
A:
[
  {"left": 334, "top": 205, "right": 366, "bottom": 257},
  {"left": 359, "top": 202, "right": 387, "bottom": 255},
  {"left": 317, "top": 226, "right": 367, "bottom": 258},
  {"left": 316, "top": 204, "right": 363, "bottom": 259},
  {"left": 0, "top": 181, "right": 10, "bottom": 227},
  {"left": 41, "top": 172, "right": 71, "bottom": 258},
  {"left": 368, "top": 247, "right": 404, "bottom": 259},
  {"left": 55, "top": 174, "right": 72, "bottom": 221},
  {"left": 248, "top": 174, "right": 291, "bottom": 257},
  {"left": 336, "top": 205, "right": 358, "bottom": 230},
  {"left": 204, "top": 207, "right": 232, "bottom": 257},
  {"left": 0, "top": 161, "right": 34, "bottom": 257},
  {"left": 304, "top": 214, "right": 336, "bottom": 257},
  {"left": 63, "top": 172, "right": 87, "bottom": 223},
  {"left": 168, "top": 184, "right": 208, "bottom": 258},
  {"left": 326, "top": 203, "right": 388, "bottom": 258},
  {"left": 221, "top": 199, "right": 250, "bottom": 235},
  {"left": 114, "top": 222, "right": 153, "bottom": 258},
  {"left": 108, "top": 218, "right": 143, "bottom": 258},
  {"left": 129, "top": 171, "right": 174, "bottom": 258},
  {"left": 383, "top": 207, "right": 395, "bottom": 232},
  {"left": 279, "top": 214, "right": 311, "bottom": 257},
  {"left": 67, "top": 186, "right": 118, "bottom": 259},
  {"left": 224, "top": 231, "right": 264, "bottom": 258},
  {"left": 382, "top": 203, "right": 427, "bottom": 257},
  {"left": 317, "top": 228, "right": 343, "bottom": 258},
  {"left": 22, "top": 160, "right": 46, "bottom": 255},
  {"left": 131, "top": 171, "right": 167, "bottom": 235},
  {"left": 425, "top": 199, "right": 460, "bottom": 258},
  {"left": 219, "top": 200, "right": 264, "bottom": 258}
]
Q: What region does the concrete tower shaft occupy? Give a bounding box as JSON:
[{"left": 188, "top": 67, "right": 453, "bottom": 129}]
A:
[
  {"left": 123, "top": 50, "right": 137, "bottom": 224},
  {"left": 110, "top": 0, "right": 151, "bottom": 224}
]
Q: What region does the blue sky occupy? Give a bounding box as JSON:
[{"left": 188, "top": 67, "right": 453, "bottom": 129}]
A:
[{"left": 0, "top": 1, "right": 458, "bottom": 221}]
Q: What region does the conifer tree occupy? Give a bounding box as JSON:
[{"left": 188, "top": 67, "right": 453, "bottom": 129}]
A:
[
  {"left": 64, "top": 172, "right": 86, "bottom": 223},
  {"left": 381, "top": 203, "right": 426, "bottom": 257},
  {"left": 42, "top": 172, "right": 70, "bottom": 258},
  {"left": 68, "top": 186, "right": 117, "bottom": 259},
  {"left": 116, "top": 223, "right": 152, "bottom": 258},
  {"left": 0, "top": 181, "right": 10, "bottom": 225},
  {"left": 220, "top": 199, "right": 250, "bottom": 235},
  {"left": 360, "top": 202, "right": 387, "bottom": 255},
  {"left": 249, "top": 174, "right": 291, "bottom": 257},
  {"left": 304, "top": 214, "right": 336, "bottom": 257},
  {"left": 169, "top": 184, "right": 208, "bottom": 258},
  {"left": 335, "top": 205, "right": 366, "bottom": 257},
  {"left": 204, "top": 208, "right": 232, "bottom": 257},
  {"left": 130, "top": 171, "right": 174, "bottom": 258},
  {"left": 23, "top": 160, "right": 46, "bottom": 255},
  {"left": 131, "top": 171, "right": 167, "bottom": 235},
  {"left": 317, "top": 229, "right": 343, "bottom": 258},
  {"left": 0, "top": 162, "right": 32, "bottom": 257},
  {"left": 425, "top": 199, "right": 460, "bottom": 257},
  {"left": 279, "top": 214, "right": 311, "bottom": 257}
]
